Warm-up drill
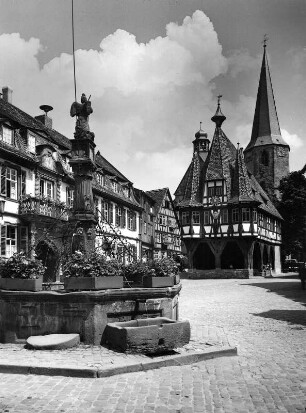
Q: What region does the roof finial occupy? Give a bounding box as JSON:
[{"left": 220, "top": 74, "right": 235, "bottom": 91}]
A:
[
  {"left": 262, "top": 34, "right": 268, "bottom": 48},
  {"left": 200, "top": 121, "right": 202, "bottom": 130},
  {"left": 237, "top": 142, "right": 240, "bottom": 148},
  {"left": 211, "top": 94, "right": 226, "bottom": 127}
]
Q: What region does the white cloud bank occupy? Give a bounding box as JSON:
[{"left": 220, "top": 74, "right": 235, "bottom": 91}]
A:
[{"left": 1, "top": 11, "right": 301, "bottom": 193}]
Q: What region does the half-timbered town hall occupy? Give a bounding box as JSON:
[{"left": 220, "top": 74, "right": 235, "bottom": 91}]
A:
[{"left": 174, "top": 45, "right": 288, "bottom": 276}]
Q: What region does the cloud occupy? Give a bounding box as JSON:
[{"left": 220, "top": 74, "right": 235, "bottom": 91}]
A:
[
  {"left": 0, "top": 11, "right": 232, "bottom": 193},
  {"left": 227, "top": 49, "right": 261, "bottom": 78},
  {"left": 281, "top": 129, "right": 303, "bottom": 149}
]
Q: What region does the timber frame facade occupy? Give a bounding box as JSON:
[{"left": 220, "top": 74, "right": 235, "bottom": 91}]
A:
[{"left": 0, "top": 87, "right": 182, "bottom": 284}]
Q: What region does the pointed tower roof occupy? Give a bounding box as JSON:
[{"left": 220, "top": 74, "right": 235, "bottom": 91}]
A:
[
  {"left": 229, "top": 145, "right": 259, "bottom": 204},
  {"left": 245, "top": 44, "right": 289, "bottom": 151},
  {"left": 174, "top": 151, "right": 204, "bottom": 207},
  {"left": 205, "top": 101, "right": 236, "bottom": 198}
]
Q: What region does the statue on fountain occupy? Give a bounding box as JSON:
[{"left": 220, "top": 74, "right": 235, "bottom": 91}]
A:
[{"left": 70, "top": 93, "right": 95, "bottom": 140}]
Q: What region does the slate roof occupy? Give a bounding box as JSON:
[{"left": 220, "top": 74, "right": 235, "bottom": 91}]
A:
[
  {"left": 95, "top": 151, "right": 131, "bottom": 183},
  {"left": 229, "top": 147, "right": 259, "bottom": 204},
  {"left": 145, "top": 188, "right": 168, "bottom": 212},
  {"left": 0, "top": 98, "right": 71, "bottom": 150},
  {"left": 245, "top": 46, "right": 289, "bottom": 151},
  {"left": 175, "top": 107, "right": 282, "bottom": 219},
  {"left": 174, "top": 152, "right": 204, "bottom": 207}
]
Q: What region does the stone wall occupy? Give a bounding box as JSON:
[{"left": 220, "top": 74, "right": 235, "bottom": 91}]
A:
[
  {"left": 0, "top": 286, "right": 181, "bottom": 345},
  {"left": 180, "top": 269, "right": 250, "bottom": 279}
]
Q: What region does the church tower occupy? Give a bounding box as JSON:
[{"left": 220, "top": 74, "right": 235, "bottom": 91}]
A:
[{"left": 244, "top": 43, "right": 290, "bottom": 200}]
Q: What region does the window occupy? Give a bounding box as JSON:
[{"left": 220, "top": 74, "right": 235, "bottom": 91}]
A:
[
  {"left": 221, "top": 209, "right": 228, "bottom": 224},
  {"left": 0, "top": 225, "right": 17, "bottom": 257},
  {"left": 232, "top": 208, "right": 239, "bottom": 223},
  {"left": 1, "top": 166, "right": 17, "bottom": 199},
  {"left": 66, "top": 187, "right": 74, "bottom": 207},
  {"left": 96, "top": 173, "right": 104, "bottom": 186},
  {"left": 127, "top": 210, "right": 136, "bottom": 231},
  {"left": 242, "top": 208, "right": 250, "bottom": 222},
  {"left": 215, "top": 186, "right": 223, "bottom": 196},
  {"left": 115, "top": 205, "right": 122, "bottom": 227},
  {"left": 192, "top": 211, "right": 200, "bottom": 224},
  {"left": 159, "top": 215, "right": 167, "bottom": 226},
  {"left": 204, "top": 211, "right": 210, "bottom": 224},
  {"left": 156, "top": 233, "right": 162, "bottom": 243},
  {"left": 164, "top": 200, "right": 170, "bottom": 209},
  {"left": 112, "top": 181, "right": 118, "bottom": 193},
  {"left": 182, "top": 212, "right": 190, "bottom": 225},
  {"left": 253, "top": 210, "right": 257, "bottom": 222},
  {"left": 1, "top": 126, "right": 14, "bottom": 145},
  {"left": 40, "top": 178, "right": 54, "bottom": 199},
  {"left": 144, "top": 222, "right": 147, "bottom": 234},
  {"left": 28, "top": 134, "right": 36, "bottom": 153},
  {"left": 208, "top": 187, "right": 214, "bottom": 197},
  {"left": 101, "top": 201, "right": 109, "bottom": 222}
]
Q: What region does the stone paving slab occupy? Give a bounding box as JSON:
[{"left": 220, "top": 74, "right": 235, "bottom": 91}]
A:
[{"left": 0, "top": 325, "right": 237, "bottom": 378}]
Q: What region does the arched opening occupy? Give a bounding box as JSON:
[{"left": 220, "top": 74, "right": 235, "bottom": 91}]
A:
[
  {"left": 221, "top": 241, "right": 244, "bottom": 269},
  {"left": 193, "top": 243, "right": 215, "bottom": 270},
  {"left": 263, "top": 244, "right": 269, "bottom": 266},
  {"left": 253, "top": 242, "right": 262, "bottom": 271},
  {"left": 35, "top": 241, "right": 59, "bottom": 283}
]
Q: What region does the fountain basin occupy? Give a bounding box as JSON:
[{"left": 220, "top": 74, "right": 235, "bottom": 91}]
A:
[{"left": 103, "top": 317, "right": 190, "bottom": 354}]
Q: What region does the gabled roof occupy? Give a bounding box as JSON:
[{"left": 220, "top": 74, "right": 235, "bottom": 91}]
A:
[
  {"left": 95, "top": 151, "right": 131, "bottom": 183},
  {"left": 229, "top": 147, "right": 259, "bottom": 204},
  {"left": 145, "top": 188, "right": 168, "bottom": 211},
  {"left": 245, "top": 46, "right": 289, "bottom": 151},
  {"left": 0, "top": 98, "right": 71, "bottom": 150},
  {"left": 249, "top": 175, "right": 282, "bottom": 219}
]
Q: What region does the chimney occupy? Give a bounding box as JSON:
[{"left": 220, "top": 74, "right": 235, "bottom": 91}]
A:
[
  {"left": 35, "top": 105, "right": 53, "bottom": 129},
  {"left": 2, "top": 86, "right": 13, "bottom": 103}
]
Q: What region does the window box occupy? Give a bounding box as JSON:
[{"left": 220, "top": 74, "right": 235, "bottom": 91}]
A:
[
  {"left": 142, "top": 273, "right": 180, "bottom": 288},
  {"left": 64, "top": 276, "right": 123, "bottom": 291},
  {"left": 0, "top": 278, "right": 43, "bottom": 291}
]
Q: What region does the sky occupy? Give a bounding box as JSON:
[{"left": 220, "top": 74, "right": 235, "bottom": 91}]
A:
[{"left": 0, "top": 0, "right": 305, "bottom": 194}]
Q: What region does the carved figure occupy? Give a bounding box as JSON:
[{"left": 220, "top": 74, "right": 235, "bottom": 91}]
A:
[{"left": 70, "top": 94, "right": 95, "bottom": 140}]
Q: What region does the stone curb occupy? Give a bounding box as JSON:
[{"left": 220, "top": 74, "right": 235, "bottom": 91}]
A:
[{"left": 0, "top": 345, "right": 237, "bottom": 379}]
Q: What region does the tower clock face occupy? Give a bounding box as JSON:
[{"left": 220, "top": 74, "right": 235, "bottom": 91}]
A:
[{"left": 277, "top": 147, "right": 287, "bottom": 157}]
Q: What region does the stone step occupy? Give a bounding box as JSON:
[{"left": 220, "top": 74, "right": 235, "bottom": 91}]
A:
[{"left": 26, "top": 334, "right": 80, "bottom": 350}]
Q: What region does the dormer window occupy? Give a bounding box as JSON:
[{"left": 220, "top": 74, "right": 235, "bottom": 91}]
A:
[
  {"left": 2, "top": 126, "right": 14, "bottom": 145},
  {"left": 28, "top": 133, "right": 36, "bottom": 153},
  {"left": 96, "top": 173, "right": 104, "bottom": 186},
  {"left": 112, "top": 181, "right": 118, "bottom": 193}
]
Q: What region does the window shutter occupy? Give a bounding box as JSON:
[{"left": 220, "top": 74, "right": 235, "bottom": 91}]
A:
[
  {"left": 1, "top": 225, "right": 6, "bottom": 256},
  {"left": 122, "top": 208, "right": 126, "bottom": 228},
  {"left": 1, "top": 166, "right": 6, "bottom": 196},
  {"left": 20, "top": 226, "right": 28, "bottom": 253},
  {"left": 132, "top": 213, "right": 136, "bottom": 231},
  {"left": 21, "top": 170, "right": 26, "bottom": 196}
]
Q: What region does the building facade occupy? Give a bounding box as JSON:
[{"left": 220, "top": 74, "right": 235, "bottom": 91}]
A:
[
  {"left": 0, "top": 88, "right": 147, "bottom": 283},
  {"left": 145, "top": 188, "right": 181, "bottom": 259},
  {"left": 174, "top": 47, "right": 287, "bottom": 276}
]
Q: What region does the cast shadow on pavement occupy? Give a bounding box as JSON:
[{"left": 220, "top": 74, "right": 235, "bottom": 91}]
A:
[
  {"left": 242, "top": 279, "right": 306, "bottom": 307},
  {"left": 251, "top": 309, "right": 306, "bottom": 327}
]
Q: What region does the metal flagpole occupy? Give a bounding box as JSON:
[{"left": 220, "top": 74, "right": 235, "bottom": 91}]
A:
[{"left": 71, "top": 0, "right": 77, "bottom": 102}]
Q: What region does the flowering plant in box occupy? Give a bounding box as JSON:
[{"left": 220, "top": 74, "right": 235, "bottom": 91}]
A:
[
  {"left": 0, "top": 252, "right": 46, "bottom": 279},
  {"left": 63, "top": 251, "right": 124, "bottom": 278},
  {"left": 148, "top": 257, "right": 179, "bottom": 277}
]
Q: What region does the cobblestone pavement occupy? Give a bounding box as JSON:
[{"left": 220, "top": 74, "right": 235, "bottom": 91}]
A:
[{"left": 0, "top": 275, "right": 305, "bottom": 413}]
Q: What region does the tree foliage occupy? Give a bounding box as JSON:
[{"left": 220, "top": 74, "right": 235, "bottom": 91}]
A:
[{"left": 277, "top": 171, "right": 306, "bottom": 260}]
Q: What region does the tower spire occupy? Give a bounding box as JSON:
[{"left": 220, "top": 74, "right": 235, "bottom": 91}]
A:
[
  {"left": 211, "top": 95, "right": 226, "bottom": 127},
  {"left": 245, "top": 41, "right": 288, "bottom": 150}
]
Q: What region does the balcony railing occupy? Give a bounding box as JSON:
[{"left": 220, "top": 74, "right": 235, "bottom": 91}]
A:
[{"left": 19, "top": 196, "right": 71, "bottom": 221}]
